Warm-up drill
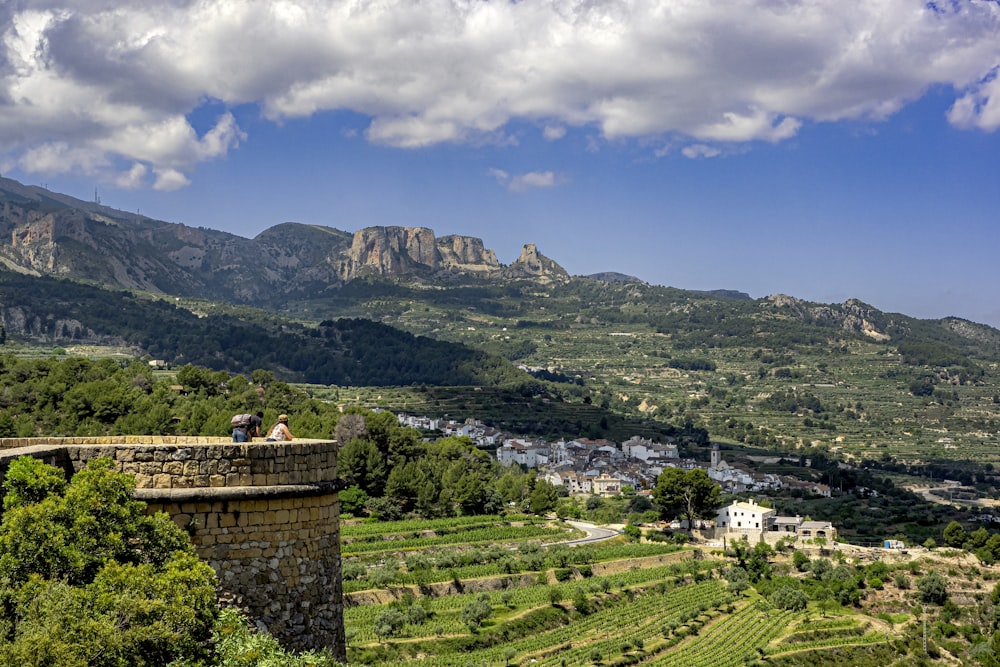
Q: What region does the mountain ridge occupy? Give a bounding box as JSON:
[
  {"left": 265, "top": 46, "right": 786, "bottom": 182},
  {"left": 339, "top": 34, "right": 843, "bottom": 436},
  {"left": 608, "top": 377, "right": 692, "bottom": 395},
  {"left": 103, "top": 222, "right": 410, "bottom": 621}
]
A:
[
  {"left": 0, "top": 176, "right": 574, "bottom": 301},
  {"left": 0, "top": 176, "right": 997, "bottom": 354}
]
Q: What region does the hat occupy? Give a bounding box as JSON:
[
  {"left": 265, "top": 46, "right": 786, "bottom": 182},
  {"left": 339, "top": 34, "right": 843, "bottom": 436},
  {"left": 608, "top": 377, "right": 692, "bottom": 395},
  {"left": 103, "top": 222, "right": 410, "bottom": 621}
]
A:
[{"left": 278, "top": 414, "right": 288, "bottom": 423}]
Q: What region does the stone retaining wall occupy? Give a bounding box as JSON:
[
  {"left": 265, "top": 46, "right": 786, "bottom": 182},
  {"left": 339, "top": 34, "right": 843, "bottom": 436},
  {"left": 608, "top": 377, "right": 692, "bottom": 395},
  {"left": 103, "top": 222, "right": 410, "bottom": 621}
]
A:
[{"left": 0, "top": 437, "right": 344, "bottom": 658}]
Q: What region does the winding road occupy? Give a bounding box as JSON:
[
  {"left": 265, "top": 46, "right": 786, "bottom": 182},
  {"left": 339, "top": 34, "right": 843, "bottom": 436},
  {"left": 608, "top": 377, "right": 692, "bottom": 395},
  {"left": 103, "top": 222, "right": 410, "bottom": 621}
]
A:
[{"left": 561, "top": 520, "right": 621, "bottom": 546}]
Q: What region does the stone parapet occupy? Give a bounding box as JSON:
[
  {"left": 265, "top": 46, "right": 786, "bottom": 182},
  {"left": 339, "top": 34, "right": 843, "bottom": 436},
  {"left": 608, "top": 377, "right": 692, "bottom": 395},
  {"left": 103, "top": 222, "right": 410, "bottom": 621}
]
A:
[{"left": 0, "top": 437, "right": 344, "bottom": 658}]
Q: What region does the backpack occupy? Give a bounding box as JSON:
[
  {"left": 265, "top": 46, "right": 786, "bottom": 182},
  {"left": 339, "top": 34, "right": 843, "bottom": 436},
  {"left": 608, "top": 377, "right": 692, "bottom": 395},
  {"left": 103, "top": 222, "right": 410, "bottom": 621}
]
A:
[{"left": 231, "top": 413, "right": 253, "bottom": 429}]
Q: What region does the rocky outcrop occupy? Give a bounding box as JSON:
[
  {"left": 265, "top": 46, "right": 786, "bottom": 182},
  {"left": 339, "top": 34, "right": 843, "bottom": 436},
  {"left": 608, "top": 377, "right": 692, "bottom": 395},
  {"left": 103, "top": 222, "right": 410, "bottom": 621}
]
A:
[
  {"left": 0, "top": 176, "right": 568, "bottom": 301},
  {"left": 436, "top": 234, "right": 500, "bottom": 274},
  {"left": 336, "top": 226, "right": 440, "bottom": 279},
  {"left": 504, "top": 243, "right": 569, "bottom": 283},
  {"left": 765, "top": 294, "right": 896, "bottom": 340}
]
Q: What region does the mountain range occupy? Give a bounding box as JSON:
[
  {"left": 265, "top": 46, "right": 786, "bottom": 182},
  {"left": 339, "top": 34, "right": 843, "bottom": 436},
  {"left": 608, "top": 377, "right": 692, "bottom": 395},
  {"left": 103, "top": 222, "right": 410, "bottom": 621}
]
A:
[
  {"left": 1, "top": 175, "right": 998, "bottom": 381},
  {"left": 0, "top": 176, "right": 570, "bottom": 305}
]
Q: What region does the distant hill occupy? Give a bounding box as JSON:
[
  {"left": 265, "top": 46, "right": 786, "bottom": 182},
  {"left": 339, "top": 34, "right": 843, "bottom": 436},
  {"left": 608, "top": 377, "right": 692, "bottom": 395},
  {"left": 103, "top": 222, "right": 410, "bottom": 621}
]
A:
[
  {"left": 0, "top": 270, "right": 530, "bottom": 387},
  {"left": 586, "top": 272, "right": 644, "bottom": 284},
  {"left": 2, "top": 174, "right": 999, "bottom": 394},
  {"left": 0, "top": 177, "right": 568, "bottom": 304}
]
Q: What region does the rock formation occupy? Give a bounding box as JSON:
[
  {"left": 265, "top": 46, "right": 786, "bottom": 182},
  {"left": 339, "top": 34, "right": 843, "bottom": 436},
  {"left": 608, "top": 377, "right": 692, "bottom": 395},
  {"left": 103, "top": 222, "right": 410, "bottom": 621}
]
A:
[{"left": 0, "top": 176, "right": 569, "bottom": 303}]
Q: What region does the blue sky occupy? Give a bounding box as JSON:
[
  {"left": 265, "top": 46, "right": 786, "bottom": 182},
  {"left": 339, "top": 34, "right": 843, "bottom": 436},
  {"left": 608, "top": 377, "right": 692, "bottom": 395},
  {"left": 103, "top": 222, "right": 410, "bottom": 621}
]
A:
[{"left": 1, "top": 1, "right": 999, "bottom": 327}]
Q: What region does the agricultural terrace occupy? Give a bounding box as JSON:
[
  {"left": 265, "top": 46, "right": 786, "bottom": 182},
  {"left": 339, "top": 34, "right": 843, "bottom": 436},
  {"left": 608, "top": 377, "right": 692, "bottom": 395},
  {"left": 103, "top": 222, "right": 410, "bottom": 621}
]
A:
[{"left": 338, "top": 515, "right": 985, "bottom": 666}]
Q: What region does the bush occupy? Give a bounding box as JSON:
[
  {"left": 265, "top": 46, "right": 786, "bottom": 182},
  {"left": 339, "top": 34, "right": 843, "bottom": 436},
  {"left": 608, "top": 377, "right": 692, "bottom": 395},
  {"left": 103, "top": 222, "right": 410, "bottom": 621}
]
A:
[
  {"left": 0, "top": 457, "right": 218, "bottom": 665},
  {"left": 918, "top": 570, "right": 949, "bottom": 605},
  {"left": 770, "top": 585, "right": 809, "bottom": 611}
]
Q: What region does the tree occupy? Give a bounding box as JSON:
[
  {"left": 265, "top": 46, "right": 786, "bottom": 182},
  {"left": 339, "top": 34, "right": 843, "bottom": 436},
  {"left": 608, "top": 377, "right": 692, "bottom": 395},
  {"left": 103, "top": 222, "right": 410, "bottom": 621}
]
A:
[
  {"left": 572, "top": 586, "right": 593, "bottom": 615},
  {"left": 529, "top": 481, "right": 559, "bottom": 515},
  {"left": 724, "top": 565, "right": 750, "bottom": 593},
  {"left": 919, "top": 570, "right": 949, "bottom": 605},
  {"left": 373, "top": 608, "right": 406, "bottom": 641},
  {"left": 0, "top": 457, "right": 218, "bottom": 665},
  {"left": 461, "top": 594, "right": 493, "bottom": 631},
  {"left": 623, "top": 522, "right": 642, "bottom": 542},
  {"left": 770, "top": 586, "right": 808, "bottom": 611},
  {"left": 943, "top": 521, "right": 966, "bottom": 548},
  {"left": 338, "top": 437, "right": 387, "bottom": 497},
  {"left": 652, "top": 468, "right": 720, "bottom": 527},
  {"left": 338, "top": 485, "right": 369, "bottom": 516}
]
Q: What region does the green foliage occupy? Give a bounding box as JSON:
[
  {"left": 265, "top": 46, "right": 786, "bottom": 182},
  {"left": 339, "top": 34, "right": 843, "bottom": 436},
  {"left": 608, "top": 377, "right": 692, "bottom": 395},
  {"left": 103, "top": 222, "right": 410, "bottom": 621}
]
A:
[
  {"left": 339, "top": 485, "right": 370, "bottom": 516},
  {"left": 770, "top": 585, "right": 809, "bottom": 611},
  {"left": 373, "top": 608, "right": 407, "bottom": 640},
  {"left": 0, "top": 457, "right": 217, "bottom": 665},
  {"left": 461, "top": 594, "right": 493, "bottom": 631},
  {"left": 943, "top": 521, "right": 967, "bottom": 548},
  {"left": 724, "top": 565, "right": 750, "bottom": 593},
  {"left": 0, "top": 272, "right": 530, "bottom": 387},
  {"left": 1, "top": 456, "right": 67, "bottom": 510},
  {"left": 623, "top": 522, "right": 642, "bottom": 542},
  {"left": 652, "top": 467, "right": 720, "bottom": 526},
  {"left": 529, "top": 481, "right": 559, "bottom": 515},
  {"left": 918, "top": 570, "right": 949, "bottom": 605},
  {"left": 207, "top": 607, "right": 339, "bottom": 666}
]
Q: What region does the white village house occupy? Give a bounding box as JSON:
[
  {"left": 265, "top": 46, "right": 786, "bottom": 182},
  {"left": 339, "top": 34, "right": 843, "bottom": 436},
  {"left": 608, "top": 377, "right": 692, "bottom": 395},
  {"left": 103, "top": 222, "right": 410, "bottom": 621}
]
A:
[{"left": 715, "top": 499, "right": 837, "bottom": 545}]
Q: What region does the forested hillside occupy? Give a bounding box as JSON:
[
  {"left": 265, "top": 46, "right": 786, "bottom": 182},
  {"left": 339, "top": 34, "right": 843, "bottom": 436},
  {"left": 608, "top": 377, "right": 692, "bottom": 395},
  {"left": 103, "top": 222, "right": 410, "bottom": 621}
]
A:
[{"left": 0, "top": 271, "right": 528, "bottom": 387}]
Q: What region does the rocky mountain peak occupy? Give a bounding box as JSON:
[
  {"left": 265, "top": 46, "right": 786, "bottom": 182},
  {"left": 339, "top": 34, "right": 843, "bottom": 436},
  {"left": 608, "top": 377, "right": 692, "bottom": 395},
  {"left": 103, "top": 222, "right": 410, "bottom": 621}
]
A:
[
  {"left": 0, "top": 176, "right": 572, "bottom": 300},
  {"left": 505, "top": 243, "right": 569, "bottom": 283}
]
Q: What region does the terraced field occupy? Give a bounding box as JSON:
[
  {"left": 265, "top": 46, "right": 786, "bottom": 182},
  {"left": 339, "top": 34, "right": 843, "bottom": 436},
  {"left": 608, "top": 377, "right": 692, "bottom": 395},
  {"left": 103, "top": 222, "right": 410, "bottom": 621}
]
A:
[{"left": 341, "top": 515, "right": 909, "bottom": 666}]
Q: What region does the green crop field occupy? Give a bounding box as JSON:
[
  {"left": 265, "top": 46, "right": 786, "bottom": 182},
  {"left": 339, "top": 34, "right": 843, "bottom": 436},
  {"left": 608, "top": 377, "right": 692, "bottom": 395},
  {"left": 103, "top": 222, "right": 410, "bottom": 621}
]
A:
[{"left": 338, "top": 514, "right": 985, "bottom": 667}]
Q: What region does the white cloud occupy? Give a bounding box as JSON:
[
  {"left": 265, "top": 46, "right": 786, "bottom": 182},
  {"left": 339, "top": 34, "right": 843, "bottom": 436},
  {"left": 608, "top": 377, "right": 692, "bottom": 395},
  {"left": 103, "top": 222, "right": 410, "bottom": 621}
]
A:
[
  {"left": 543, "top": 125, "right": 567, "bottom": 141},
  {"left": 488, "top": 168, "right": 510, "bottom": 186},
  {"left": 681, "top": 144, "right": 722, "bottom": 159},
  {"left": 948, "top": 67, "right": 1000, "bottom": 131},
  {"left": 512, "top": 171, "right": 564, "bottom": 192},
  {"left": 115, "top": 163, "right": 148, "bottom": 189},
  {"left": 153, "top": 168, "right": 190, "bottom": 191},
  {"left": 489, "top": 167, "right": 565, "bottom": 192},
  {"left": 0, "top": 0, "right": 998, "bottom": 186}
]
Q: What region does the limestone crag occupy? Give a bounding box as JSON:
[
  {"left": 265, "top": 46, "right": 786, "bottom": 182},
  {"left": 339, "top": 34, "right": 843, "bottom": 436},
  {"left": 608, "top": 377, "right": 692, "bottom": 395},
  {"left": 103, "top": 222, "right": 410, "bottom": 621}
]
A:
[
  {"left": 0, "top": 175, "right": 569, "bottom": 303},
  {"left": 503, "top": 243, "right": 569, "bottom": 283},
  {"left": 337, "top": 226, "right": 439, "bottom": 279},
  {"left": 766, "top": 294, "right": 899, "bottom": 340},
  {"left": 436, "top": 234, "right": 500, "bottom": 274}
]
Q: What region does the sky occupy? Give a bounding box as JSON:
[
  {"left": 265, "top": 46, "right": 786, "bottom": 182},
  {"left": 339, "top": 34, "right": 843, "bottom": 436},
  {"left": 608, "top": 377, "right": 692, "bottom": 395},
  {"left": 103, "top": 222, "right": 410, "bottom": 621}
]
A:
[{"left": 1, "top": 0, "right": 999, "bottom": 327}]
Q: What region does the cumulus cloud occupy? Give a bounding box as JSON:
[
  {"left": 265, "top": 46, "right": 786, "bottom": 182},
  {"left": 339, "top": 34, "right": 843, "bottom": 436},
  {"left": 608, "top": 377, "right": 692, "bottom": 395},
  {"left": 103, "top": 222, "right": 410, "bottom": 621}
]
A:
[
  {"left": 489, "top": 167, "right": 566, "bottom": 192},
  {"left": 948, "top": 67, "right": 1000, "bottom": 131},
  {"left": 115, "top": 163, "right": 148, "bottom": 189},
  {"left": 543, "top": 125, "right": 567, "bottom": 141},
  {"left": 681, "top": 144, "right": 722, "bottom": 159},
  {"left": 153, "top": 168, "right": 191, "bottom": 192},
  {"left": 0, "top": 0, "right": 998, "bottom": 187},
  {"left": 509, "top": 171, "right": 562, "bottom": 192}
]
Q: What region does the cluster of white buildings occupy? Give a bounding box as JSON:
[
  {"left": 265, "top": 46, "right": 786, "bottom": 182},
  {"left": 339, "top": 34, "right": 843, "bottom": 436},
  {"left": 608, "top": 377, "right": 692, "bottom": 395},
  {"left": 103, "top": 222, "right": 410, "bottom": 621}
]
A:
[
  {"left": 395, "top": 412, "right": 834, "bottom": 500},
  {"left": 394, "top": 411, "right": 841, "bottom": 541}
]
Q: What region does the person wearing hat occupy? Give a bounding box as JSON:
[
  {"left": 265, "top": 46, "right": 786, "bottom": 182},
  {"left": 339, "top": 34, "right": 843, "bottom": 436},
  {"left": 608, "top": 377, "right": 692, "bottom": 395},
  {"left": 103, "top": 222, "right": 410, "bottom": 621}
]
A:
[{"left": 265, "top": 414, "right": 294, "bottom": 441}]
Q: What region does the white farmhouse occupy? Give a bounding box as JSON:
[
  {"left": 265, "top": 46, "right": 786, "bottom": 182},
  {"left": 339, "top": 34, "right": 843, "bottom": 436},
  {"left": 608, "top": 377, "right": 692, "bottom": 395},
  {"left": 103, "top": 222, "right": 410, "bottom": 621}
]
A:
[{"left": 716, "top": 499, "right": 775, "bottom": 542}]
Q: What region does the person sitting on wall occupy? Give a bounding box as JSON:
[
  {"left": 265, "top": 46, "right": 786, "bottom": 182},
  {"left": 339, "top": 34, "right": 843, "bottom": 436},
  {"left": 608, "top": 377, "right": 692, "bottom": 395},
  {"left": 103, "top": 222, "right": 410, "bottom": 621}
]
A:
[
  {"left": 232, "top": 411, "right": 264, "bottom": 442},
  {"left": 265, "top": 414, "right": 294, "bottom": 441}
]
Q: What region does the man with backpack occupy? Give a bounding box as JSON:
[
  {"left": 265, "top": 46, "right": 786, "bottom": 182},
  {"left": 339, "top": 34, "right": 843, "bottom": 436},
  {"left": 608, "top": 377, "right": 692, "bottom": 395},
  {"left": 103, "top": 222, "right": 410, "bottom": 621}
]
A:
[{"left": 231, "top": 411, "right": 264, "bottom": 442}]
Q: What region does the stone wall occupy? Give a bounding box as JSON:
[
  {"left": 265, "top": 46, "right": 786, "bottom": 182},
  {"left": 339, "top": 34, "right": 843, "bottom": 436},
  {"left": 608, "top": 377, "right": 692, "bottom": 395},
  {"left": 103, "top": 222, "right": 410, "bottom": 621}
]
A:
[{"left": 0, "top": 436, "right": 344, "bottom": 659}]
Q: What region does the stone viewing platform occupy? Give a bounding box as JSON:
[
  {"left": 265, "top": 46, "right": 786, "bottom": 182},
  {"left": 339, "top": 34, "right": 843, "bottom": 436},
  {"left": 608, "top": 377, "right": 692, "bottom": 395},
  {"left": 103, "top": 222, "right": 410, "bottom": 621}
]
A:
[{"left": 0, "top": 436, "right": 345, "bottom": 659}]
